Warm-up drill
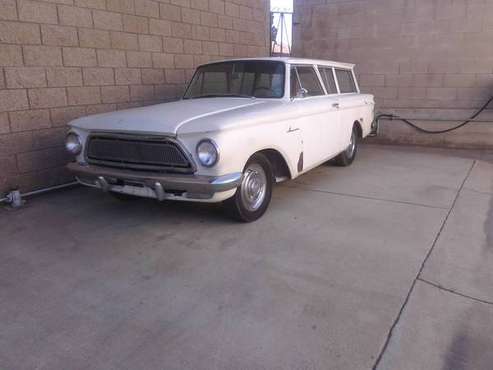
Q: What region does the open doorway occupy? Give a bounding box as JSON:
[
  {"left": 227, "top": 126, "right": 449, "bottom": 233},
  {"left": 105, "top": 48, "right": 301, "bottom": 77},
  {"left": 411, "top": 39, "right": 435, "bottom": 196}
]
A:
[{"left": 270, "top": 0, "right": 293, "bottom": 56}]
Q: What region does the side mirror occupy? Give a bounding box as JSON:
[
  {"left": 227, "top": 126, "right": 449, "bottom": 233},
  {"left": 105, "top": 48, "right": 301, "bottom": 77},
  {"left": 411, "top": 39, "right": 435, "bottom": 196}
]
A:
[{"left": 293, "top": 88, "right": 308, "bottom": 99}]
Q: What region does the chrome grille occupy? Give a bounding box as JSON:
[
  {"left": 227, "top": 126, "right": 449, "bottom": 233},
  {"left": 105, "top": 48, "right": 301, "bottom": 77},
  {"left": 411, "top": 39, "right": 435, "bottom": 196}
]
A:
[{"left": 86, "top": 135, "right": 193, "bottom": 172}]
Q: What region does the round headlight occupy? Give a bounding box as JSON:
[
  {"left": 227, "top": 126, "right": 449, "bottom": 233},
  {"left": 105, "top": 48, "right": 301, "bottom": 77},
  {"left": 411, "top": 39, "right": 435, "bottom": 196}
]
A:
[
  {"left": 65, "top": 133, "right": 82, "bottom": 155},
  {"left": 196, "top": 139, "right": 219, "bottom": 167}
]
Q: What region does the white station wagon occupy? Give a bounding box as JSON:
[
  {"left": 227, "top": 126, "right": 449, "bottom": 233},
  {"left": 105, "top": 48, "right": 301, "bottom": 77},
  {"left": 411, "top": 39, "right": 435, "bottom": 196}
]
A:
[{"left": 66, "top": 57, "right": 375, "bottom": 222}]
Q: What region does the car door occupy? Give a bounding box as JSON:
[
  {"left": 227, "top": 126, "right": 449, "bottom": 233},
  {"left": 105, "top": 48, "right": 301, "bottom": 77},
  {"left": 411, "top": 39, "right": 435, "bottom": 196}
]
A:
[
  {"left": 317, "top": 65, "right": 343, "bottom": 155},
  {"left": 334, "top": 68, "right": 360, "bottom": 150},
  {"left": 290, "top": 65, "right": 341, "bottom": 171}
]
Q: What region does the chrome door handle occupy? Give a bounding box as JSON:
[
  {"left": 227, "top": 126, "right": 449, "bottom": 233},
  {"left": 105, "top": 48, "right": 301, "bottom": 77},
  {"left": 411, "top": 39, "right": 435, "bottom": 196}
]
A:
[{"left": 332, "top": 103, "right": 340, "bottom": 108}]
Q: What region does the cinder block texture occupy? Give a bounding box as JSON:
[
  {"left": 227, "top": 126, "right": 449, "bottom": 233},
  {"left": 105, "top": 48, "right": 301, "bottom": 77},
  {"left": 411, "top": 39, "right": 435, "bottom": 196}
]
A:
[
  {"left": 0, "top": 0, "right": 269, "bottom": 194},
  {"left": 293, "top": 0, "right": 493, "bottom": 149}
]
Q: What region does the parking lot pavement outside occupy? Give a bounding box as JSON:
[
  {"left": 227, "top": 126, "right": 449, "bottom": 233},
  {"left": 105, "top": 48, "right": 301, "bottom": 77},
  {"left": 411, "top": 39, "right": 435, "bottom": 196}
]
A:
[
  {"left": 0, "top": 0, "right": 270, "bottom": 194},
  {"left": 1, "top": 144, "right": 492, "bottom": 370},
  {"left": 293, "top": 0, "right": 493, "bottom": 149}
]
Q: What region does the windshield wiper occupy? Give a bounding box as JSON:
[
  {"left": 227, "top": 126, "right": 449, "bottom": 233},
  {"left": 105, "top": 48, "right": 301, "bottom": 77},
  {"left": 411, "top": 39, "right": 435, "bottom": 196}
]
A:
[{"left": 187, "top": 94, "right": 254, "bottom": 99}]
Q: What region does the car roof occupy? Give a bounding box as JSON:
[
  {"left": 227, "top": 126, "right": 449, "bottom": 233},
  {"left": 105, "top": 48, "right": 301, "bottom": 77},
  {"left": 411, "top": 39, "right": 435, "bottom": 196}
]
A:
[{"left": 199, "top": 57, "right": 355, "bottom": 70}]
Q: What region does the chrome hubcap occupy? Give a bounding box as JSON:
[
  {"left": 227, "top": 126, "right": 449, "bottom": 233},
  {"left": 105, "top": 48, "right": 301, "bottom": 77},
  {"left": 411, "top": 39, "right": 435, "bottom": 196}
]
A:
[
  {"left": 346, "top": 130, "right": 356, "bottom": 157},
  {"left": 240, "top": 163, "right": 267, "bottom": 212}
]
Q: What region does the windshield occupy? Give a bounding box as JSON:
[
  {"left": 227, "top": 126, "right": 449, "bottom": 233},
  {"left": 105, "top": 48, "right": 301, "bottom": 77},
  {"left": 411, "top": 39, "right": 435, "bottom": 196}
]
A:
[{"left": 183, "top": 60, "right": 285, "bottom": 99}]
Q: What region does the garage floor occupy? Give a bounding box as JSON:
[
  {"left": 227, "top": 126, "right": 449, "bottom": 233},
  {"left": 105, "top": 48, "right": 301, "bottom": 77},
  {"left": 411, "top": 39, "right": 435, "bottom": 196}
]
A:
[{"left": 1, "top": 144, "right": 492, "bottom": 370}]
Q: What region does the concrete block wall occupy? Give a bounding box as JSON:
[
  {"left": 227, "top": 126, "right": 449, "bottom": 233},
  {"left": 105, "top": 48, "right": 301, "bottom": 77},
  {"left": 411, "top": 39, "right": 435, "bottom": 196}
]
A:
[
  {"left": 293, "top": 0, "right": 493, "bottom": 149},
  {"left": 0, "top": 0, "right": 269, "bottom": 194}
]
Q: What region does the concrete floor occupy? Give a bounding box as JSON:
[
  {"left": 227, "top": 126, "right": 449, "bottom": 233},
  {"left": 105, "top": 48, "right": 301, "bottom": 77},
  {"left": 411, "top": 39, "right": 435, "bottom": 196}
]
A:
[{"left": 1, "top": 144, "right": 492, "bottom": 370}]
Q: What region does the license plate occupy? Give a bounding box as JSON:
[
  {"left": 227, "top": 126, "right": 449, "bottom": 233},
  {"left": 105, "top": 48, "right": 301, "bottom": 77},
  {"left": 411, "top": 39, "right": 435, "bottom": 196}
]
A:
[{"left": 111, "top": 184, "right": 157, "bottom": 199}]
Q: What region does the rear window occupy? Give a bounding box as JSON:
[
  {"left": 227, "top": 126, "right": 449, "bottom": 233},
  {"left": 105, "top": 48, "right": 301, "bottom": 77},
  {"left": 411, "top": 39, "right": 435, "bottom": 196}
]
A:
[
  {"left": 319, "top": 67, "right": 337, "bottom": 94},
  {"left": 335, "top": 69, "right": 357, "bottom": 93}
]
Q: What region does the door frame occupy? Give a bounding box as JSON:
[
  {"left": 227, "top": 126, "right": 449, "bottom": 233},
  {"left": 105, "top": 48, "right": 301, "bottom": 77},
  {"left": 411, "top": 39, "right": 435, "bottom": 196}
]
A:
[{"left": 288, "top": 64, "right": 342, "bottom": 170}]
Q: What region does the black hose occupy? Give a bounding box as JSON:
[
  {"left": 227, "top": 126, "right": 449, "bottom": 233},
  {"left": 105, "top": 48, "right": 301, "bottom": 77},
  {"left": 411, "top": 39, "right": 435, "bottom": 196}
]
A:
[{"left": 375, "top": 96, "right": 493, "bottom": 134}]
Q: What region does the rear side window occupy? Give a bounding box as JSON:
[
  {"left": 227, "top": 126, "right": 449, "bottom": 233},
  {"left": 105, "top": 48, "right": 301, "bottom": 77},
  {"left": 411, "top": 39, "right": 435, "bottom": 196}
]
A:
[
  {"left": 335, "top": 69, "right": 357, "bottom": 93},
  {"left": 296, "top": 66, "right": 324, "bottom": 97},
  {"left": 319, "top": 67, "right": 337, "bottom": 94}
]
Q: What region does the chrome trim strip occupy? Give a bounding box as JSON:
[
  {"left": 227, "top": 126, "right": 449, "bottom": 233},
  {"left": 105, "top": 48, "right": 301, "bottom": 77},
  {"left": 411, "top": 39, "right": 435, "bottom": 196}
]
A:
[{"left": 211, "top": 172, "right": 242, "bottom": 186}]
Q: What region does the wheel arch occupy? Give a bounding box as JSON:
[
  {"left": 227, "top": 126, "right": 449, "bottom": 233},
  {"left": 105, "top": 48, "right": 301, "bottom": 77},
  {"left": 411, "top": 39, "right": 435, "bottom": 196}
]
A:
[{"left": 249, "top": 148, "right": 293, "bottom": 183}]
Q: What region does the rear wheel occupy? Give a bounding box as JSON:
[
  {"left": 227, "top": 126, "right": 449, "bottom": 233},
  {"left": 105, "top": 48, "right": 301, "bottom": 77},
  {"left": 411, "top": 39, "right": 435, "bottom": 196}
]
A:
[
  {"left": 334, "top": 126, "right": 358, "bottom": 166},
  {"left": 223, "top": 153, "right": 273, "bottom": 222}
]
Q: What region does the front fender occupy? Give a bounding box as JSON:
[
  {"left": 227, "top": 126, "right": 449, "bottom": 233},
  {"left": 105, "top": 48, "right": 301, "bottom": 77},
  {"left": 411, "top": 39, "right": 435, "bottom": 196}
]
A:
[{"left": 178, "top": 121, "right": 301, "bottom": 179}]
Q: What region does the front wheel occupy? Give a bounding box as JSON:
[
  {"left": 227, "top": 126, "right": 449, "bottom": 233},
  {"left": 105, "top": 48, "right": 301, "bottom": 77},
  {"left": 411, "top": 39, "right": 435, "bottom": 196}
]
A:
[
  {"left": 223, "top": 153, "right": 273, "bottom": 222},
  {"left": 334, "top": 126, "right": 358, "bottom": 166}
]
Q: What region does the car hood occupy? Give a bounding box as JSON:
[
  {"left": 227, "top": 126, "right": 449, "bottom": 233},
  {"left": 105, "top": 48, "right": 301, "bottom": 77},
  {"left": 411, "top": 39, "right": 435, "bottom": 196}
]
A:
[{"left": 69, "top": 98, "right": 266, "bottom": 136}]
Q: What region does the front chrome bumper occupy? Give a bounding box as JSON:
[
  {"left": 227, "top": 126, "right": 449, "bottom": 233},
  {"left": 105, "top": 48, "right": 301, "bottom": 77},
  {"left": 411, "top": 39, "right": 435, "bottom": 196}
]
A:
[{"left": 67, "top": 162, "right": 242, "bottom": 201}]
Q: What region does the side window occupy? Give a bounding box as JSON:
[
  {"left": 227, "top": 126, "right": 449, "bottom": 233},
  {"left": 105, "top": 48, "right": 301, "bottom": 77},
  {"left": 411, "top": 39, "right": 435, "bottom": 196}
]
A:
[
  {"left": 296, "top": 66, "right": 324, "bottom": 97},
  {"left": 319, "top": 67, "right": 338, "bottom": 94},
  {"left": 290, "top": 67, "right": 301, "bottom": 98},
  {"left": 335, "top": 69, "right": 357, "bottom": 93}
]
